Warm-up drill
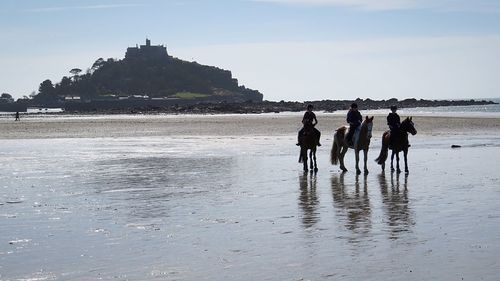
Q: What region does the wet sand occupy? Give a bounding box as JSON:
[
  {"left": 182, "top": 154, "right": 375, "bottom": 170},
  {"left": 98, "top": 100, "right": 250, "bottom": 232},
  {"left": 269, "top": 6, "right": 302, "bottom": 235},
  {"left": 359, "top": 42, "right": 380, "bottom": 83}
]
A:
[{"left": 1, "top": 114, "right": 500, "bottom": 280}]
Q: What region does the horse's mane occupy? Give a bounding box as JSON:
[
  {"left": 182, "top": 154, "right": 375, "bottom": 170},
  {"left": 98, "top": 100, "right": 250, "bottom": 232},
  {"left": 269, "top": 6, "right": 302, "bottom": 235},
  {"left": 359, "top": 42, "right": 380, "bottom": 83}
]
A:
[
  {"left": 400, "top": 117, "right": 412, "bottom": 130},
  {"left": 336, "top": 126, "right": 347, "bottom": 133}
]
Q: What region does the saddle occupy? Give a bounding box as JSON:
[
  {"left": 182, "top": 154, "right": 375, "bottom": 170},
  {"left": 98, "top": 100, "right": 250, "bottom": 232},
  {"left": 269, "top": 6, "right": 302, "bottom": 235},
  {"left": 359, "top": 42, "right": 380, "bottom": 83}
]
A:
[{"left": 337, "top": 125, "right": 360, "bottom": 149}]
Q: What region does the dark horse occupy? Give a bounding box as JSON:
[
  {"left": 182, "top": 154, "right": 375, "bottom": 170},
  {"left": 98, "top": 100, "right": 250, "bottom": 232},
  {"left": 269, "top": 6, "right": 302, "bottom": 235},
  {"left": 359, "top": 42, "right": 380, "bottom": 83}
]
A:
[
  {"left": 375, "top": 117, "right": 417, "bottom": 174},
  {"left": 331, "top": 116, "right": 374, "bottom": 174},
  {"left": 298, "top": 125, "right": 318, "bottom": 172}
]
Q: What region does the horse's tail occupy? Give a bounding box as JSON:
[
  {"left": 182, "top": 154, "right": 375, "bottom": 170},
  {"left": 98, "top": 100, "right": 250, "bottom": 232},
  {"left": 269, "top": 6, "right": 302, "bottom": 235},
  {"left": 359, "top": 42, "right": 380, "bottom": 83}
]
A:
[
  {"left": 375, "top": 131, "right": 389, "bottom": 165},
  {"left": 331, "top": 132, "right": 339, "bottom": 165}
]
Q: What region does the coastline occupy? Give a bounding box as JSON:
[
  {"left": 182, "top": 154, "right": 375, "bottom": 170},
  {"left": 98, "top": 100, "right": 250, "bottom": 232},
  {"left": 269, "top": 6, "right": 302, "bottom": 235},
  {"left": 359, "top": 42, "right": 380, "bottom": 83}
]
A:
[{"left": 1, "top": 97, "right": 497, "bottom": 116}]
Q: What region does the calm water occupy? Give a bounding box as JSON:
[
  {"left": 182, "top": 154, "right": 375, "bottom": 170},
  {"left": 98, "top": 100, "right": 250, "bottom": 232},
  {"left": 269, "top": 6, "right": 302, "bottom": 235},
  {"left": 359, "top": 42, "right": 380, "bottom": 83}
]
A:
[
  {"left": 1, "top": 134, "right": 500, "bottom": 280},
  {"left": 329, "top": 98, "right": 500, "bottom": 118}
]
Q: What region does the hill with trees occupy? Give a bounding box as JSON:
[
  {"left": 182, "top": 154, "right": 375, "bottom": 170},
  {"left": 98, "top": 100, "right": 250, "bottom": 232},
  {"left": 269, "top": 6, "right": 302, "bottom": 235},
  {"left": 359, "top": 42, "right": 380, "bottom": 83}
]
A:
[{"left": 32, "top": 39, "right": 263, "bottom": 105}]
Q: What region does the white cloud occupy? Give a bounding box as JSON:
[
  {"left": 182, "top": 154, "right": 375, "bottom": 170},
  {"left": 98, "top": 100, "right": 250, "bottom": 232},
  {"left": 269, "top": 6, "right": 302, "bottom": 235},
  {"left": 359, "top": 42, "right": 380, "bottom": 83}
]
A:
[
  {"left": 25, "top": 4, "right": 144, "bottom": 13},
  {"left": 174, "top": 36, "right": 500, "bottom": 101},
  {"left": 250, "top": 0, "right": 500, "bottom": 12},
  {"left": 251, "top": 0, "right": 418, "bottom": 10}
]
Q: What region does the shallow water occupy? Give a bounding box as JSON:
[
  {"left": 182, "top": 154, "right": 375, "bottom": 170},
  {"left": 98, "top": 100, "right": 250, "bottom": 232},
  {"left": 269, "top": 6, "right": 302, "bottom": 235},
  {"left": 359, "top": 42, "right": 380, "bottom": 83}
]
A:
[{"left": 1, "top": 134, "right": 500, "bottom": 280}]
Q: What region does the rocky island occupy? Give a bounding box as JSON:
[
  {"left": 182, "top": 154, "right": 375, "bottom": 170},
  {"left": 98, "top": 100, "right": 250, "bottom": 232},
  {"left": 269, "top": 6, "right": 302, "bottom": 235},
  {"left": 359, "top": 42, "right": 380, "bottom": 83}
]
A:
[{"left": 0, "top": 39, "right": 496, "bottom": 114}]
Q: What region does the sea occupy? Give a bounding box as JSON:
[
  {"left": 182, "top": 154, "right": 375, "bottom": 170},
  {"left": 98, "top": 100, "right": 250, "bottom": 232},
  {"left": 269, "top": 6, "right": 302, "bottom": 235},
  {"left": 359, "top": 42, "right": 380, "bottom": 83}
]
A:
[
  {"left": 328, "top": 97, "right": 500, "bottom": 118},
  {"left": 1, "top": 98, "right": 500, "bottom": 280}
]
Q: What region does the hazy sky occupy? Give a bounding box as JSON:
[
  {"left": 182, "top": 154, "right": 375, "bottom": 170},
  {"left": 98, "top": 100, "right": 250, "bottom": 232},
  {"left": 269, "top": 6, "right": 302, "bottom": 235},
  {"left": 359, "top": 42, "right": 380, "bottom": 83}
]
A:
[{"left": 1, "top": 0, "right": 500, "bottom": 101}]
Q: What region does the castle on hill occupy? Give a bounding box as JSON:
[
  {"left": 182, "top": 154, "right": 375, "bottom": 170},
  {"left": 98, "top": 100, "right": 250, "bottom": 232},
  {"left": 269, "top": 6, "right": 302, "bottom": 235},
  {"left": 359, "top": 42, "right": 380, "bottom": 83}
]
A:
[{"left": 125, "top": 39, "right": 168, "bottom": 59}]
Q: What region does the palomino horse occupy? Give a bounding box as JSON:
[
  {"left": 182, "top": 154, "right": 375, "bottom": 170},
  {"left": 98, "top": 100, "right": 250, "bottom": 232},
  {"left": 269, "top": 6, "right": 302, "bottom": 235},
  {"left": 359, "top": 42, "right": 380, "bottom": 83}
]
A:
[
  {"left": 298, "top": 126, "right": 318, "bottom": 172},
  {"left": 375, "top": 117, "right": 417, "bottom": 174},
  {"left": 331, "top": 116, "right": 374, "bottom": 174}
]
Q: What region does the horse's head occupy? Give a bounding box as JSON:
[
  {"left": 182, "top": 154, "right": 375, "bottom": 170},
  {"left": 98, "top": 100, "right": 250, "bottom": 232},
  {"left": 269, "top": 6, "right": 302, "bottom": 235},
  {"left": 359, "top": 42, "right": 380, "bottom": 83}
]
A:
[
  {"left": 362, "top": 116, "right": 374, "bottom": 139},
  {"left": 402, "top": 117, "right": 417, "bottom": 135}
]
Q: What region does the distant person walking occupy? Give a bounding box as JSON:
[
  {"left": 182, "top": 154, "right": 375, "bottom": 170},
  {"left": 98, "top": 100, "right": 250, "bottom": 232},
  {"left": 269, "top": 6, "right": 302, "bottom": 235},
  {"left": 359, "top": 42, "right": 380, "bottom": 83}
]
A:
[
  {"left": 387, "top": 105, "right": 400, "bottom": 147},
  {"left": 14, "top": 111, "right": 20, "bottom": 121},
  {"left": 297, "top": 104, "right": 321, "bottom": 147},
  {"left": 346, "top": 103, "right": 362, "bottom": 146}
]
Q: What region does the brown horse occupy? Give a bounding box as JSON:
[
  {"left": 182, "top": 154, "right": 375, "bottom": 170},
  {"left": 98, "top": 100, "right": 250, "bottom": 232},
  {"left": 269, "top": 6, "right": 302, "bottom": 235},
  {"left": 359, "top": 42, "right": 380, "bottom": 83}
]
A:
[
  {"left": 375, "top": 117, "right": 417, "bottom": 174},
  {"left": 299, "top": 126, "right": 318, "bottom": 172},
  {"left": 331, "top": 116, "right": 374, "bottom": 174}
]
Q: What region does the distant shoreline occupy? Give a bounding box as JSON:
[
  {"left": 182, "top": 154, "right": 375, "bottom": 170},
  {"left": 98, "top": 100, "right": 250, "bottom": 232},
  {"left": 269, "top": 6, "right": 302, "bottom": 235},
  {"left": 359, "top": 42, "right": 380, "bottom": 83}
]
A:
[{"left": 0, "top": 98, "right": 496, "bottom": 115}]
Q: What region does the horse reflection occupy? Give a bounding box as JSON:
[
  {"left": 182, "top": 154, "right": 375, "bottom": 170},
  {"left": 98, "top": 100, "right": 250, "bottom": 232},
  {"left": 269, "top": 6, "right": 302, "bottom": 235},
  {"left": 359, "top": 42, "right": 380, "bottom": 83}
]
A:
[
  {"left": 378, "top": 172, "right": 414, "bottom": 239},
  {"left": 298, "top": 171, "right": 320, "bottom": 229},
  {"left": 331, "top": 173, "right": 372, "bottom": 237}
]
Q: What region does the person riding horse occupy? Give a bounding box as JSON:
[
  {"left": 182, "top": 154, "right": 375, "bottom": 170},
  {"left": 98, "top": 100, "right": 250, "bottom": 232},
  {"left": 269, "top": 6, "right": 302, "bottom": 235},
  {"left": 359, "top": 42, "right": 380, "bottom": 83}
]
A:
[
  {"left": 387, "top": 105, "right": 400, "bottom": 148},
  {"left": 297, "top": 104, "right": 321, "bottom": 147},
  {"left": 346, "top": 103, "right": 362, "bottom": 147}
]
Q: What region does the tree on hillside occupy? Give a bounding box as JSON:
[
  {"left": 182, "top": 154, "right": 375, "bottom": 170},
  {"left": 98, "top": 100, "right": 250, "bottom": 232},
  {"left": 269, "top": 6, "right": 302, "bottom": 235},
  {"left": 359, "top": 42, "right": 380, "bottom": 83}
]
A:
[
  {"left": 91, "top": 58, "right": 105, "bottom": 72},
  {"left": 35, "top": 79, "right": 58, "bottom": 102},
  {"left": 70, "top": 68, "right": 82, "bottom": 82},
  {"left": 0, "top": 93, "right": 14, "bottom": 103}
]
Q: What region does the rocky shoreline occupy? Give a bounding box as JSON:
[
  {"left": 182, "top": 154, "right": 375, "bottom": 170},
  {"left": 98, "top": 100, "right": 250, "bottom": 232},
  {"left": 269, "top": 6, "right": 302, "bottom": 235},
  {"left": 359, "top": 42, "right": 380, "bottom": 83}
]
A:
[
  {"left": 70, "top": 98, "right": 497, "bottom": 114},
  {"left": 1, "top": 98, "right": 496, "bottom": 115}
]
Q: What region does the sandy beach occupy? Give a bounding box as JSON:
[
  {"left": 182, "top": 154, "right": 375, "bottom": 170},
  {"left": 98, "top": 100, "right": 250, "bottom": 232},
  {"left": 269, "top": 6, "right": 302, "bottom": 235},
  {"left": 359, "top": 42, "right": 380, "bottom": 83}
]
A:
[
  {"left": 1, "top": 113, "right": 500, "bottom": 139},
  {"left": 1, "top": 113, "right": 500, "bottom": 280}
]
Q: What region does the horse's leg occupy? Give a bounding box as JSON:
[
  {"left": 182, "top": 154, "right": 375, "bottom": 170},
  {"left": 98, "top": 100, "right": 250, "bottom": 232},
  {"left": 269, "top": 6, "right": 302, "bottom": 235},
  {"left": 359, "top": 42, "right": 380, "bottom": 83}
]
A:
[
  {"left": 355, "top": 149, "right": 361, "bottom": 175},
  {"left": 396, "top": 151, "right": 401, "bottom": 174},
  {"left": 340, "top": 146, "right": 348, "bottom": 172},
  {"left": 302, "top": 148, "right": 308, "bottom": 171},
  {"left": 309, "top": 148, "right": 314, "bottom": 170},
  {"left": 363, "top": 149, "right": 369, "bottom": 174},
  {"left": 404, "top": 148, "right": 409, "bottom": 174},
  {"left": 390, "top": 150, "right": 395, "bottom": 172},
  {"left": 312, "top": 148, "right": 318, "bottom": 172}
]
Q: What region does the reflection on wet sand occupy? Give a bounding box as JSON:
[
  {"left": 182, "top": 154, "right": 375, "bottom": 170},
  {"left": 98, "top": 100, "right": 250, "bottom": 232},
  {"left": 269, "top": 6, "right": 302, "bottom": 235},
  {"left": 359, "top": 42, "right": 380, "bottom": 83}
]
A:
[
  {"left": 378, "top": 172, "right": 414, "bottom": 239},
  {"left": 298, "top": 171, "right": 320, "bottom": 228},
  {"left": 91, "top": 156, "right": 235, "bottom": 219},
  {"left": 330, "top": 173, "right": 372, "bottom": 240}
]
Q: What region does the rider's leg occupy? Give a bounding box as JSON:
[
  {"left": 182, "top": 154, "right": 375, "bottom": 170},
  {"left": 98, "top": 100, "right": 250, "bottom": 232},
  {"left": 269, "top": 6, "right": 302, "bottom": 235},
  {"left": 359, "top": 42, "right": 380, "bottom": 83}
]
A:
[
  {"left": 347, "top": 125, "right": 358, "bottom": 146},
  {"left": 297, "top": 128, "right": 304, "bottom": 146},
  {"left": 315, "top": 128, "right": 321, "bottom": 146},
  {"left": 346, "top": 127, "right": 353, "bottom": 145}
]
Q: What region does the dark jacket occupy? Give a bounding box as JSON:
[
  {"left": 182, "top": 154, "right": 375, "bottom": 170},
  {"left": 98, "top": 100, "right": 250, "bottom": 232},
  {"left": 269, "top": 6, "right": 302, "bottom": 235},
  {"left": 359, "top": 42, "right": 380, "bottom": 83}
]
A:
[
  {"left": 302, "top": 111, "right": 317, "bottom": 127},
  {"left": 347, "top": 109, "right": 362, "bottom": 127},
  {"left": 387, "top": 113, "right": 400, "bottom": 130}
]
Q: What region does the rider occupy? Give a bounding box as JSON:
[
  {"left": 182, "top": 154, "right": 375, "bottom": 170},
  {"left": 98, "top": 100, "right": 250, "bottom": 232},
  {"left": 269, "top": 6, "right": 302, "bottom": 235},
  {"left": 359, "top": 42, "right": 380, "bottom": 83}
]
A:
[
  {"left": 346, "top": 102, "right": 362, "bottom": 146},
  {"left": 297, "top": 104, "right": 321, "bottom": 147},
  {"left": 387, "top": 105, "right": 400, "bottom": 148}
]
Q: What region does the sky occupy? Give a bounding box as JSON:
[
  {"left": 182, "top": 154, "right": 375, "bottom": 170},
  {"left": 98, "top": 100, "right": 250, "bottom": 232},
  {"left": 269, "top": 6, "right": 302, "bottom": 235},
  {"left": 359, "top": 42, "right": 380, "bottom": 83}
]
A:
[{"left": 1, "top": 0, "right": 500, "bottom": 101}]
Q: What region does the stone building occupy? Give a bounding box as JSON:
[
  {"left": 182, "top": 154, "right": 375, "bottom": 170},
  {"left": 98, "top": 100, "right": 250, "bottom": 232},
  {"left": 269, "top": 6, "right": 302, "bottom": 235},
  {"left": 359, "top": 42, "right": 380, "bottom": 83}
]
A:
[{"left": 125, "top": 39, "right": 169, "bottom": 59}]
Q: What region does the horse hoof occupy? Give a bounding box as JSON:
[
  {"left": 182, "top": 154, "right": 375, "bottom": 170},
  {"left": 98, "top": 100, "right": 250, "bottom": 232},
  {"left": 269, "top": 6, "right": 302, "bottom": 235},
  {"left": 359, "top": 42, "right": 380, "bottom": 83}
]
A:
[
  {"left": 341, "top": 168, "right": 348, "bottom": 172},
  {"left": 391, "top": 167, "right": 395, "bottom": 172},
  {"left": 314, "top": 168, "right": 318, "bottom": 173},
  {"left": 397, "top": 169, "right": 402, "bottom": 174},
  {"left": 405, "top": 170, "right": 409, "bottom": 175},
  {"left": 364, "top": 170, "right": 369, "bottom": 175},
  {"left": 356, "top": 169, "right": 362, "bottom": 175}
]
